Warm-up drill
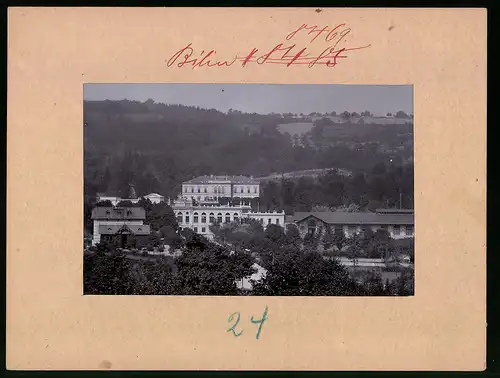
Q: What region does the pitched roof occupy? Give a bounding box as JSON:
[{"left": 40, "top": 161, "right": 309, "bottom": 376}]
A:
[
  {"left": 99, "top": 224, "right": 150, "bottom": 235},
  {"left": 91, "top": 207, "right": 146, "bottom": 220},
  {"left": 144, "top": 193, "right": 164, "bottom": 198},
  {"left": 289, "top": 211, "right": 414, "bottom": 225},
  {"left": 183, "top": 175, "right": 259, "bottom": 185}
]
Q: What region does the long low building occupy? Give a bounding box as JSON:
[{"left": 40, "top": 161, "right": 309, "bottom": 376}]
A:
[
  {"left": 286, "top": 208, "right": 414, "bottom": 239},
  {"left": 170, "top": 197, "right": 285, "bottom": 239}
]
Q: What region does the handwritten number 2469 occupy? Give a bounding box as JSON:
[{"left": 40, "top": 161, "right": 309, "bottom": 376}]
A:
[{"left": 227, "top": 305, "right": 268, "bottom": 340}]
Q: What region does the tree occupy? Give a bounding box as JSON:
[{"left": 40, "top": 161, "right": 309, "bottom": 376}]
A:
[
  {"left": 84, "top": 251, "right": 136, "bottom": 295},
  {"left": 332, "top": 228, "right": 348, "bottom": 251},
  {"left": 387, "top": 112, "right": 393, "bottom": 117},
  {"left": 321, "top": 226, "right": 335, "bottom": 251},
  {"left": 265, "top": 224, "right": 286, "bottom": 246},
  {"left": 361, "top": 273, "right": 388, "bottom": 296},
  {"left": 145, "top": 202, "right": 178, "bottom": 231},
  {"left": 252, "top": 247, "right": 363, "bottom": 296},
  {"left": 395, "top": 110, "right": 409, "bottom": 118},
  {"left": 95, "top": 200, "right": 113, "bottom": 207},
  {"left": 116, "top": 200, "right": 136, "bottom": 207},
  {"left": 159, "top": 225, "right": 182, "bottom": 249},
  {"left": 175, "top": 239, "right": 255, "bottom": 295},
  {"left": 285, "top": 224, "right": 302, "bottom": 246},
  {"left": 303, "top": 231, "right": 321, "bottom": 250},
  {"left": 334, "top": 203, "right": 361, "bottom": 212}
]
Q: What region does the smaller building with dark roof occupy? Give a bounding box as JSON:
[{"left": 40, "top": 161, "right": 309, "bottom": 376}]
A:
[
  {"left": 91, "top": 207, "right": 150, "bottom": 246},
  {"left": 286, "top": 208, "right": 414, "bottom": 240}
]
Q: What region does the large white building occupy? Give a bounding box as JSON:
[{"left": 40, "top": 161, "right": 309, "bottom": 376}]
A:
[
  {"left": 181, "top": 175, "right": 260, "bottom": 202},
  {"left": 170, "top": 197, "right": 285, "bottom": 240}
]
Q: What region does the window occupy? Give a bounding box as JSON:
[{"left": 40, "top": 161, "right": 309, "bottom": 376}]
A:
[
  {"left": 194, "top": 212, "right": 199, "bottom": 223},
  {"left": 260, "top": 218, "right": 264, "bottom": 224},
  {"left": 190, "top": 187, "right": 194, "bottom": 193},
  {"left": 209, "top": 213, "right": 215, "bottom": 223},
  {"left": 247, "top": 187, "right": 250, "bottom": 193},
  {"left": 225, "top": 213, "right": 231, "bottom": 223},
  {"left": 406, "top": 226, "right": 414, "bottom": 235},
  {"left": 307, "top": 219, "right": 316, "bottom": 235},
  {"left": 201, "top": 227, "right": 206, "bottom": 233},
  {"left": 217, "top": 213, "right": 223, "bottom": 223},
  {"left": 393, "top": 225, "right": 401, "bottom": 235},
  {"left": 197, "top": 196, "right": 201, "bottom": 201},
  {"left": 198, "top": 188, "right": 200, "bottom": 193},
  {"left": 138, "top": 228, "right": 142, "bottom": 231},
  {"left": 233, "top": 213, "right": 239, "bottom": 222},
  {"left": 275, "top": 218, "right": 280, "bottom": 225},
  {"left": 105, "top": 210, "right": 110, "bottom": 215},
  {"left": 194, "top": 227, "right": 198, "bottom": 232},
  {"left": 268, "top": 218, "right": 271, "bottom": 224},
  {"left": 176, "top": 213, "right": 183, "bottom": 223},
  {"left": 204, "top": 187, "right": 207, "bottom": 193},
  {"left": 241, "top": 188, "right": 244, "bottom": 193},
  {"left": 254, "top": 187, "right": 257, "bottom": 193},
  {"left": 201, "top": 213, "right": 207, "bottom": 223},
  {"left": 185, "top": 215, "right": 190, "bottom": 223}
]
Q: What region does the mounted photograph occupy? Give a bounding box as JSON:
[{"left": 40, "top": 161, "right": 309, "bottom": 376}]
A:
[{"left": 84, "top": 84, "right": 415, "bottom": 296}]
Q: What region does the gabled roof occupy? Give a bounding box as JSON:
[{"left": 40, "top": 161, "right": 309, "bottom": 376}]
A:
[
  {"left": 99, "top": 224, "right": 150, "bottom": 235},
  {"left": 144, "top": 193, "right": 164, "bottom": 198},
  {"left": 183, "top": 175, "right": 259, "bottom": 185},
  {"left": 91, "top": 207, "right": 146, "bottom": 220},
  {"left": 289, "top": 211, "right": 414, "bottom": 226}
]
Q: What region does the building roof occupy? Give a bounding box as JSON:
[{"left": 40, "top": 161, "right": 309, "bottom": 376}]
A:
[
  {"left": 375, "top": 208, "right": 414, "bottom": 214},
  {"left": 183, "top": 175, "right": 259, "bottom": 185},
  {"left": 91, "top": 207, "right": 146, "bottom": 220},
  {"left": 288, "top": 211, "right": 414, "bottom": 225},
  {"left": 99, "top": 224, "right": 151, "bottom": 235},
  {"left": 144, "top": 193, "right": 164, "bottom": 198}
]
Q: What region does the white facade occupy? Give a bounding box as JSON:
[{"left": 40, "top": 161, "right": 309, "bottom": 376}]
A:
[
  {"left": 181, "top": 175, "right": 260, "bottom": 202},
  {"left": 143, "top": 193, "right": 165, "bottom": 204},
  {"left": 171, "top": 197, "right": 285, "bottom": 240},
  {"left": 97, "top": 196, "right": 140, "bottom": 206},
  {"left": 96, "top": 193, "right": 166, "bottom": 206}
]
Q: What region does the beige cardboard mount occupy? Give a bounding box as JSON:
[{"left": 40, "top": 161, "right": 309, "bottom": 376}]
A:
[{"left": 7, "top": 7, "right": 486, "bottom": 371}]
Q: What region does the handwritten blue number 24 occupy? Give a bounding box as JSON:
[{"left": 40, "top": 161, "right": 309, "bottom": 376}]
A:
[{"left": 227, "top": 305, "right": 268, "bottom": 340}]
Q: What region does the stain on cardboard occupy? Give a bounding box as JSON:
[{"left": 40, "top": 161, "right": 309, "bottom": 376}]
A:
[{"left": 99, "top": 360, "right": 112, "bottom": 369}]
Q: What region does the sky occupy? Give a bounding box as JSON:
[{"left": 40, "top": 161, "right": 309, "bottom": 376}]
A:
[{"left": 84, "top": 84, "right": 413, "bottom": 116}]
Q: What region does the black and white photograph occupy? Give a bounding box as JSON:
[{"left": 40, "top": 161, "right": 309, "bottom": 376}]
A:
[{"left": 84, "top": 84, "right": 415, "bottom": 296}]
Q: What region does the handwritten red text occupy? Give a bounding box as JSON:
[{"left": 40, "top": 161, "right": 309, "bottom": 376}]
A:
[{"left": 166, "top": 23, "right": 370, "bottom": 69}]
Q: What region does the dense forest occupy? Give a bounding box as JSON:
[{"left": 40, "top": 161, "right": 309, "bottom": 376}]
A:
[{"left": 84, "top": 100, "right": 414, "bottom": 217}]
